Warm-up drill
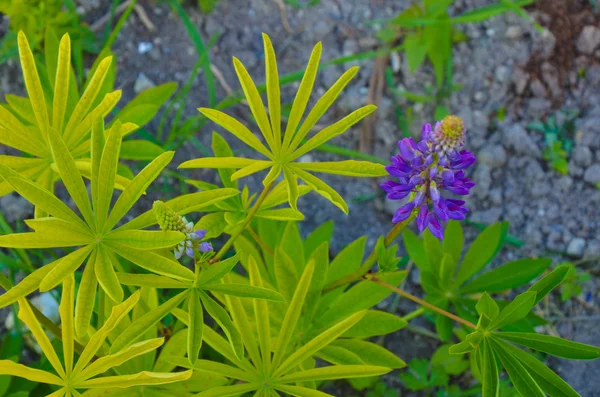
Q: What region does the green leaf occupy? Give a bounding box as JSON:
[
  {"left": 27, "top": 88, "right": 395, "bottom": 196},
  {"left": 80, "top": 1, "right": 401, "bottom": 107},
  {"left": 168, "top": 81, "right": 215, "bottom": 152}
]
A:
[
  {"left": 279, "top": 222, "right": 305, "bottom": 274},
  {"left": 107, "top": 151, "right": 175, "bottom": 231},
  {"left": 454, "top": 222, "right": 508, "bottom": 287},
  {"left": 404, "top": 33, "right": 427, "bottom": 72},
  {"left": 304, "top": 221, "right": 334, "bottom": 259},
  {"left": 342, "top": 310, "right": 407, "bottom": 338},
  {"left": 481, "top": 339, "right": 499, "bottom": 397},
  {"left": 105, "top": 230, "right": 184, "bottom": 250},
  {"left": 326, "top": 236, "right": 366, "bottom": 284},
  {"left": 460, "top": 258, "right": 552, "bottom": 294},
  {"left": 196, "top": 254, "right": 240, "bottom": 286},
  {"left": 120, "top": 140, "right": 165, "bottom": 160},
  {"left": 423, "top": 229, "right": 443, "bottom": 270},
  {"left": 205, "top": 283, "right": 284, "bottom": 301},
  {"left": 187, "top": 289, "right": 204, "bottom": 365},
  {"left": 200, "top": 291, "right": 244, "bottom": 360},
  {"left": 443, "top": 220, "right": 463, "bottom": 264},
  {"left": 404, "top": 229, "right": 430, "bottom": 272},
  {"left": 528, "top": 264, "right": 570, "bottom": 305},
  {"left": 39, "top": 246, "right": 93, "bottom": 291},
  {"left": 496, "top": 332, "right": 600, "bottom": 360},
  {"left": 197, "top": 108, "right": 272, "bottom": 158},
  {"left": 211, "top": 131, "right": 237, "bottom": 189},
  {"left": 107, "top": 243, "right": 195, "bottom": 281},
  {"left": 115, "top": 82, "right": 177, "bottom": 128},
  {"left": 278, "top": 365, "right": 390, "bottom": 383},
  {"left": 274, "top": 247, "right": 299, "bottom": 303},
  {"left": 0, "top": 260, "right": 58, "bottom": 308},
  {"left": 294, "top": 161, "right": 387, "bottom": 177},
  {"left": 95, "top": 245, "right": 123, "bottom": 303},
  {"left": 475, "top": 292, "right": 499, "bottom": 322},
  {"left": 331, "top": 339, "right": 405, "bottom": 369},
  {"left": 489, "top": 338, "right": 545, "bottom": 397},
  {"left": 494, "top": 338, "right": 580, "bottom": 397},
  {"left": 292, "top": 166, "right": 348, "bottom": 214},
  {"left": 110, "top": 291, "right": 188, "bottom": 353},
  {"left": 273, "top": 260, "right": 315, "bottom": 368},
  {"left": 488, "top": 291, "right": 536, "bottom": 330},
  {"left": 436, "top": 314, "right": 453, "bottom": 342}
]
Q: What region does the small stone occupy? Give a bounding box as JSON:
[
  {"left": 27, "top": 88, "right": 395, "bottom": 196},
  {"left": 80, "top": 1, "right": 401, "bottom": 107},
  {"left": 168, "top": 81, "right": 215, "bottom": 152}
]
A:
[
  {"left": 473, "top": 164, "right": 492, "bottom": 199},
  {"left": 0, "top": 194, "right": 33, "bottom": 222},
  {"left": 474, "top": 91, "right": 487, "bottom": 103},
  {"left": 148, "top": 47, "right": 161, "bottom": 61},
  {"left": 390, "top": 51, "right": 401, "bottom": 73},
  {"left": 537, "top": 29, "right": 556, "bottom": 59},
  {"left": 541, "top": 62, "right": 561, "bottom": 98},
  {"left": 478, "top": 145, "right": 507, "bottom": 168},
  {"left": 555, "top": 175, "right": 573, "bottom": 192},
  {"left": 583, "top": 164, "right": 600, "bottom": 184},
  {"left": 503, "top": 124, "right": 542, "bottom": 158},
  {"left": 567, "top": 238, "right": 586, "bottom": 258},
  {"left": 489, "top": 188, "right": 503, "bottom": 206},
  {"left": 584, "top": 240, "right": 600, "bottom": 257},
  {"left": 505, "top": 26, "right": 523, "bottom": 40},
  {"left": 513, "top": 68, "right": 529, "bottom": 95},
  {"left": 529, "top": 78, "right": 548, "bottom": 98},
  {"left": 576, "top": 26, "right": 600, "bottom": 55},
  {"left": 495, "top": 65, "right": 510, "bottom": 82},
  {"left": 573, "top": 146, "right": 593, "bottom": 167},
  {"left": 133, "top": 73, "right": 156, "bottom": 93},
  {"left": 137, "top": 41, "right": 153, "bottom": 54},
  {"left": 471, "top": 207, "right": 502, "bottom": 224}
]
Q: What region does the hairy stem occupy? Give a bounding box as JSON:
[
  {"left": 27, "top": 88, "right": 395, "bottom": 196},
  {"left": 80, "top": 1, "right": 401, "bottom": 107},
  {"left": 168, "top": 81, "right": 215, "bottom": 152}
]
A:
[
  {"left": 211, "top": 180, "right": 276, "bottom": 263},
  {"left": 323, "top": 215, "right": 415, "bottom": 292},
  {"left": 401, "top": 307, "right": 425, "bottom": 322},
  {"left": 368, "top": 275, "right": 477, "bottom": 330}
]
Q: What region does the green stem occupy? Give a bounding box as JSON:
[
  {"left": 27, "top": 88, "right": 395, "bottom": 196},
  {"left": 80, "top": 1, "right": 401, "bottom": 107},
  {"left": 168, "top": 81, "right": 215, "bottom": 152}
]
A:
[
  {"left": 368, "top": 275, "right": 476, "bottom": 330},
  {"left": 211, "top": 180, "right": 276, "bottom": 263},
  {"left": 401, "top": 307, "right": 425, "bottom": 322},
  {"left": 247, "top": 226, "right": 274, "bottom": 258},
  {"left": 323, "top": 215, "right": 415, "bottom": 292}
]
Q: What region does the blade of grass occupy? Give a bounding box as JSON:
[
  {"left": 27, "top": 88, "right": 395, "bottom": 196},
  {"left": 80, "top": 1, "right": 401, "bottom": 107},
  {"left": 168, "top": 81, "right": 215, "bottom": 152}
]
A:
[
  {"left": 102, "top": 0, "right": 122, "bottom": 47},
  {"left": 103, "top": 0, "right": 138, "bottom": 51}
]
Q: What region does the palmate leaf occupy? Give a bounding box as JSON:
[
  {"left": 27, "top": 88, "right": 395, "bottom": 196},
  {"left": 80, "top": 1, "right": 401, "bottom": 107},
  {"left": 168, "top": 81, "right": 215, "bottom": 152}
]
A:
[
  {"left": 184, "top": 253, "right": 392, "bottom": 397},
  {"left": 0, "top": 291, "right": 192, "bottom": 395},
  {"left": 179, "top": 33, "right": 386, "bottom": 214},
  {"left": 115, "top": 253, "right": 282, "bottom": 365},
  {"left": 0, "top": 120, "right": 237, "bottom": 339}
]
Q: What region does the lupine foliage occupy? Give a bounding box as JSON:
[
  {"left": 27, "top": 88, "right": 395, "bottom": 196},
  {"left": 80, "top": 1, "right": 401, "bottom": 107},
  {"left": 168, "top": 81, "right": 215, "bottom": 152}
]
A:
[{"left": 0, "top": 32, "right": 597, "bottom": 397}]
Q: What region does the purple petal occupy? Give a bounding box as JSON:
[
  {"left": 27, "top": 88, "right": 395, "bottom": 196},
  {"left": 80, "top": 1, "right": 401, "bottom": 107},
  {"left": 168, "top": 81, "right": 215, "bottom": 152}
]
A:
[
  {"left": 416, "top": 205, "right": 428, "bottom": 232},
  {"left": 195, "top": 229, "right": 207, "bottom": 239},
  {"left": 399, "top": 138, "right": 418, "bottom": 161},
  {"left": 430, "top": 183, "right": 441, "bottom": 203},
  {"left": 427, "top": 214, "right": 444, "bottom": 240},
  {"left": 441, "top": 170, "right": 455, "bottom": 185},
  {"left": 413, "top": 189, "right": 426, "bottom": 207},
  {"left": 200, "top": 242, "right": 213, "bottom": 253},
  {"left": 186, "top": 247, "right": 195, "bottom": 258},
  {"left": 392, "top": 202, "right": 415, "bottom": 223},
  {"left": 421, "top": 123, "right": 432, "bottom": 140}
]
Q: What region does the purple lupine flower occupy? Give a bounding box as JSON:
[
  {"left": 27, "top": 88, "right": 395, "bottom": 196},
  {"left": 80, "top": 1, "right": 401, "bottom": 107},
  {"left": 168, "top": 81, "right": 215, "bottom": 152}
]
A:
[
  {"left": 381, "top": 115, "right": 476, "bottom": 240},
  {"left": 174, "top": 218, "right": 211, "bottom": 259},
  {"left": 200, "top": 242, "right": 213, "bottom": 253}
]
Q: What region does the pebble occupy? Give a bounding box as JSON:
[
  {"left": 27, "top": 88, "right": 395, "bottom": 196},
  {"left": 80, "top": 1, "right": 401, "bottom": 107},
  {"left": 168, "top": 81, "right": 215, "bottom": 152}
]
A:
[
  {"left": 137, "top": 41, "right": 153, "bottom": 54},
  {"left": 583, "top": 164, "right": 600, "bottom": 184},
  {"left": 134, "top": 73, "right": 156, "bottom": 93},
  {"left": 573, "top": 146, "right": 593, "bottom": 167},
  {"left": 478, "top": 145, "right": 507, "bottom": 168},
  {"left": 576, "top": 26, "right": 600, "bottom": 55},
  {"left": 503, "top": 124, "right": 542, "bottom": 158},
  {"left": 473, "top": 164, "right": 492, "bottom": 198},
  {"left": 505, "top": 26, "right": 523, "bottom": 40},
  {"left": 566, "top": 238, "right": 586, "bottom": 258},
  {"left": 494, "top": 65, "right": 510, "bottom": 82}
]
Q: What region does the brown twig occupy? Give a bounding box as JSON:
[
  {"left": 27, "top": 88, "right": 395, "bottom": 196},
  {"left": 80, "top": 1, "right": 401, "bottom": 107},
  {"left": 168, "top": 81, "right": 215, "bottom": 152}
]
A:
[
  {"left": 359, "top": 54, "right": 388, "bottom": 153},
  {"left": 91, "top": 0, "right": 134, "bottom": 32},
  {"left": 273, "top": 0, "right": 294, "bottom": 34},
  {"left": 368, "top": 275, "right": 477, "bottom": 330}
]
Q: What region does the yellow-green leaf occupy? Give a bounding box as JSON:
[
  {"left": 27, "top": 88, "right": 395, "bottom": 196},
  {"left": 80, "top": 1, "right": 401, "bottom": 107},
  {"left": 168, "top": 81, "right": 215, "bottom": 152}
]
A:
[
  {"left": 95, "top": 245, "right": 123, "bottom": 303},
  {"left": 77, "top": 370, "right": 192, "bottom": 389},
  {"left": 277, "top": 365, "right": 390, "bottom": 383},
  {"left": 52, "top": 34, "right": 71, "bottom": 133},
  {"left": 40, "top": 245, "right": 93, "bottom": 291},
  {"left": 272, "top": 260, "right": 315, "bottom": 368},
  {"left": 200, "top": 291, "right": 245, "bottom": 360},
  {"left": 0, "top": 361, "right": 62, "bottom": 385},
  {"left": 231, "top": 161, "right": 274, "bottom": 181},
  {"left": 194, "top": 382, "right": 260, "bottom": 397},
  {"left": 187, "top": 289, "right": 204, "bottom": 366},
  {"left": 116, "top": 273, "right": 189, "bottom": 289},
  {"left": 107, "top": 243, "right": 195, "bottom": 281},
  {"left": 95, "top": 120, "right": 123, "bottom": 231},
  {"left": 105, "top": 230, "right": 184, "bottom": 250},
  {"left": 283, "top": 166, "right": 299, "bottom": 211},
  {"left": 60, "top": 274, "right": 75, "bottom": 376},
  {"left": 282, "top": 42, "right": 322, "bottom": 151},
  {"left": 106, "top": 151, "right": 175, "bottom": 231},
  {"left": 75, "top": 251, "right": 98, "bottom": 338},
  {"left": 198, "top": 108, "right": 272, "bottom": 159},
  {"left": 232, "top": 57, "right": 276, "bottom": 152},
  {"left": 18, "top": 298, "right": 66, "bottom": 378},
  {"left": 178, "top": 157, "right": 257, "bottom": 170},
  {"left": 17, "top": 32, "right": 50, "bottom": 138},
  {"left": 291, "top": 167, "right": 348, "bottom": 214},
  {"left": 249, "top": 256, "right": 271, "bottom": 372},
  {"left": 120, "top": 140, "right": 165, "bottom": 161},
  {"left": 274, "top": 384, "right": 331, "bottom": 397},
  {"left": 292, "top": 105, "right": 377, "bottom": 159},
  {"left": 47, "top": 128, "right": 94, "bottom": 226},
  {"left": 0, "top": 260, "right": 58, "bottom": 308},
  {"left": 288, "top": 66, "right": 359, "bottom": 152},
  {"left": 263, "top": 33, "right": 281, "bottom": 152},
  {"left": 295, "top": 161, "right": 387, "bottom": 177}
]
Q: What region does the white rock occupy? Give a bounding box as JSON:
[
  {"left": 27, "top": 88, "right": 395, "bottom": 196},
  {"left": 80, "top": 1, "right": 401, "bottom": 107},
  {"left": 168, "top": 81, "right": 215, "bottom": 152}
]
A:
[
  {"left": 583, "top": 164, "right": 600, "bottom": 184},
  {"left": 567, "top": 238, "right": 586, "bottom": 258},
  {"left": 137, "top": 41, "right": 153, "bottom": 55},
  {"left": 134, "top": 73, "right": 156, "bottom": 93},
  {"left": 576, "top": 26, "right": 600, "bottom": 54}
]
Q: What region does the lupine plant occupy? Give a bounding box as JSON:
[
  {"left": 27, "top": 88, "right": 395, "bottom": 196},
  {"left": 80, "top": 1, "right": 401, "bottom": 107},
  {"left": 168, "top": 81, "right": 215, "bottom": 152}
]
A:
[{"left": 0, "top": 31, "right": 598, "bottom": 397}]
